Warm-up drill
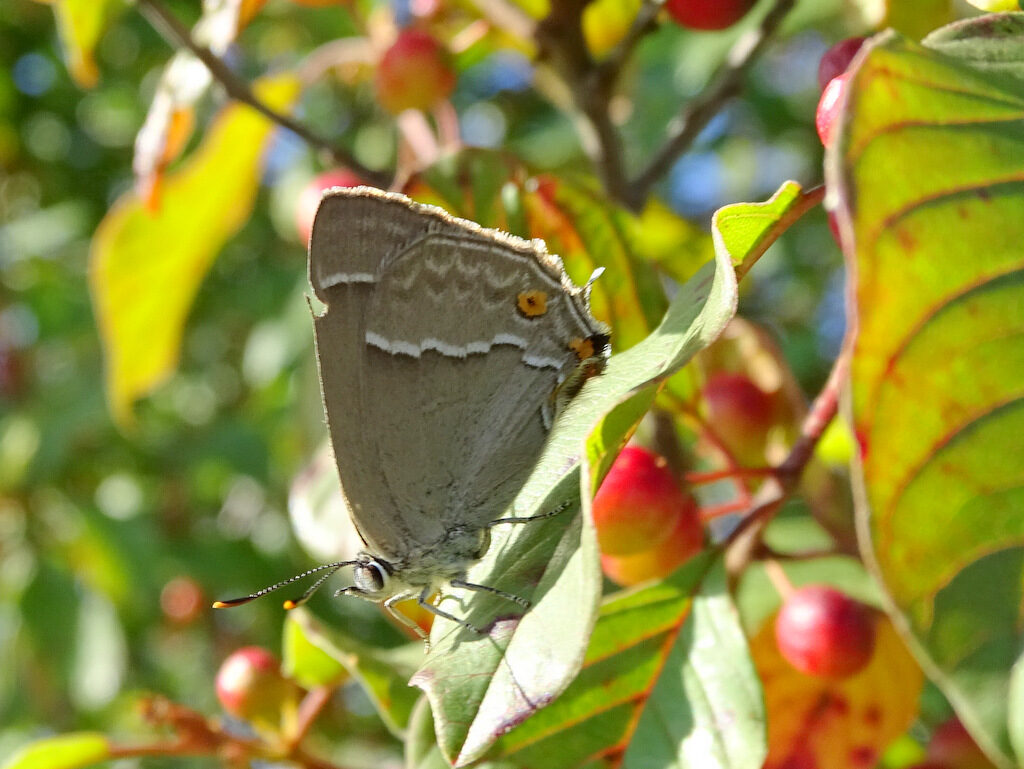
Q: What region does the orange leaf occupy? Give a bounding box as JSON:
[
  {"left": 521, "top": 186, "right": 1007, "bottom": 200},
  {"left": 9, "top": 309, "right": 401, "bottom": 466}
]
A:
[{"left": 751, "top": 613, "right": 923, "bottom": 769}]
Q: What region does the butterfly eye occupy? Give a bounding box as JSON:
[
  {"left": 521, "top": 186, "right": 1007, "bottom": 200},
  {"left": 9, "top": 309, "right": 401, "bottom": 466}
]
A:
[{"left": 354, "top": 559, "right": 390, "bottom": 593}]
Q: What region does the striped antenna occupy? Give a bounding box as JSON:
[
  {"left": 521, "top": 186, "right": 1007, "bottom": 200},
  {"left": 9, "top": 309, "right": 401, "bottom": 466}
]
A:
[{"left": 212, "top": 561, "right": 357, "bottom": 609}]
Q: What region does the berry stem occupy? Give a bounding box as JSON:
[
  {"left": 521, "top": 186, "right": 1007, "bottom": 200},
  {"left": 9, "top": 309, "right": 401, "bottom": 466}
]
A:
[
  {"left": 699, "top": 499, "right": 751, "bottom": 521},
  {"left": 685, "top": 466, "right": 776, "bottom": 485},
  {"left": 722, "top": 349, "right": 849, "bottom": 578},
  {"left": 764, "top": 558, "right": 795, "bottom": 599}
]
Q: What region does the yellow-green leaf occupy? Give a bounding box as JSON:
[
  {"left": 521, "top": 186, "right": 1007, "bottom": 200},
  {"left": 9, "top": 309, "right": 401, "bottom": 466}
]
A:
[
  {"left": 49, "top": 0, "right": 127, "bottom": 88},
  {"left": 2, "top": 732, "right": 110, "bottom": 769},
  {"left": 884, "top": 0, "right": 953, "bottom": 40},
  {"left": 90, "top": 74, "right": 300, "bottom": 427},
  {"left": 828, "top": 18, "right": 1024, "bottom": 766}
]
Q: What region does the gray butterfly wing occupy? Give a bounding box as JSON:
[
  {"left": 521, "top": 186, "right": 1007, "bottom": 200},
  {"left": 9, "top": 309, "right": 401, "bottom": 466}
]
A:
[{"left": 309, "top": 187, "right": 604, "bottom": 563}]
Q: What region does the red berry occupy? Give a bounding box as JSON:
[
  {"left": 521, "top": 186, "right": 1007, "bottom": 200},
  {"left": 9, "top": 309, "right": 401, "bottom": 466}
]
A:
[
  {"left": 817, "top": 37, "right": 867, "bottom": 91},
  {"left": 215, "top": 647, "right": 291, "bottom": 721},
  {"left": 160, "top": 576, "right": 205, "bottom": 625},
  {"left": 927, "top": 718, "right": 998, "bottom": 769},
  {"left": 374, "top": 29, "right": 455, "bottom": 115},
  {"left": 701, "top": 372, "right": 777, "bottom": 463},
  {"left": 816, "top": 71, "right": 849, "bottom": 148},
  {"left": 774, "top": 585, "right": 876, "bottom": 679},
  {"left": 601, "top": 509, "right": 704, "bottom": 586},
  {"left": 295, "top": 168, "right": 364, "bottom": 245},
  {"left": 593, "top": 446, "right": 695, "bottom": 556},
  {"left": 664, "top": 0, "right": 756, "bottom": 31}
]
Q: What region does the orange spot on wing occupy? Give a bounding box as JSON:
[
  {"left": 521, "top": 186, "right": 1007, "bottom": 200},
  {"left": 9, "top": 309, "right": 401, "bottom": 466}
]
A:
[
  {"left": 517, "top": 290, "right": 548, "bottom": 318},
  {"left": 569, "top": 336, "right": 596, "bottom": 361}
]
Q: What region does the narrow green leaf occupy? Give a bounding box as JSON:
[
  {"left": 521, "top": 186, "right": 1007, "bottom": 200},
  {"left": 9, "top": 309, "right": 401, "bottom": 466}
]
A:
[
  {"left": 584, "top": 387, "right": 659, "bottom": 497},
  {"left": 827, "top": 23, "right": 1024, "bottom": 767},
  {"left": 2, "top": 733, "right": 110, "bottom": 769},
  {"left": 712, "top": 180, "right": 805, "bottom": 280},
  {"left": 287, "top": 609, "right": 421, "bottom": 737}
]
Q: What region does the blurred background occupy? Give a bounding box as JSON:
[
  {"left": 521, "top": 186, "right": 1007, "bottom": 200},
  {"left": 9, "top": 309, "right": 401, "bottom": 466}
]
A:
[{"left": 0, "top": 0, "right": 966, "bottom": 763}]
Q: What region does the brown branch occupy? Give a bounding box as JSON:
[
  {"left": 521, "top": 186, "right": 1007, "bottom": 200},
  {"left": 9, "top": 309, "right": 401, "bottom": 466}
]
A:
[
  {"left": 625, "top": 0, "right": 799, "bottom": 210},
  {"left": 535, "top": 0, "right": 633, "bottom": 204},
  {"left": 722, "top": 348, "right": 848, "bottom": 583},
  {"left": 137, "top": 0, "right": 392, "bottom": 189},
  {"left": 122, "top": 696, "right": 350, "bottom": 769}
]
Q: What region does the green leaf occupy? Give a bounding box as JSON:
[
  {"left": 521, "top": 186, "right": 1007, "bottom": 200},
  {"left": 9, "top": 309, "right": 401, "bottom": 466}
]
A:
[
  {"left": 466, "top": 555, "right": 764, "bottom": 769},
  {"left": 411, "top": 169, "right": 738, "bottom": 765},
  {"left": 49, "top": 0, "right": 127, "bottom": 88},
  {"left": 90, "top": 74, "right": 300, "bottom": 427},
  {"left": 543, "top": 178, "right": 668, "bottom": 350},
  {"left": 625, "top": 200, "right": 714, "bottom": 287},
  {"left": 282, "top": 611, "right": 349, "bottom": 689},
  {"left": 827, "top": 24, "right": 1024, "bottom": 767},
  {"left": 621, "top": 564, "right": 765, "bottom": 769},
  {"left": 286, "top": 609, "right": 421, "bottom": 737},
  {"left": 923, "top": 12, "right": 1024, "bottom": 81},
  {"left": 1008, "top": 658, "right": 1024, "bottom": 763},
  {"left": 712, "top": 180, "right": 809, "bottom": 280},
  {"left": 405, "top": 697, "right": 456, "bottom": 769},
  {"left": 883, "top": 0, "right": 953, "bottom": 41},
  {"left": 2, "top": 733, "right": 110, "bottom": 769},
  {"left": 482, "top": 555, "right": 714, "bottom": 768}
]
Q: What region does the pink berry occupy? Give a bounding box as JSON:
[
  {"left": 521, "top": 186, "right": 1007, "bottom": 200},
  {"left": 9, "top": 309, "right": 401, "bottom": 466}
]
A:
[
  {"left": 593, "top": 446, "right": 698, "bottom": 556},
  {"left": 374, "top": 29, "right": 455, "bottom": 115},
  {"left": 215, "top": 646, "right": 286, "bottom": 720},
  {"left": 927, "top": 718, "right": 998, "bottom": 769},
  {"left": 664, "top": 0, "right": 757, "bottom": 30},
  {"left": 160, "top": 576, "right": 205, "bottom": 625},
  {"left": 295, "top": 168, "right": 364, "bottom": 245},
  {"left": 816, "top": 71, "right": 849, "bottom": 148},
  {"left": 702, "top": 372, "right": 777, "bottom": 463},
  {"left": 601, "top": 510, "right": 704, "bottom": 586},
  {"left": 775, "top": 585, "right": 876, "bottom": 678},
  {"left": 817, "top": 37, "right": 867, "bottom": 91}
]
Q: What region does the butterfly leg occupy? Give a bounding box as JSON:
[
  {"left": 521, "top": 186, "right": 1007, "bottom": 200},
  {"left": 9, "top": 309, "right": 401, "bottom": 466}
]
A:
[
  {"left": 450, "top": 579, "right": 531, "bottom": 609},
  {"left": 491, "top": 499, "right": 571, "bottom": 525},
  {"left": 417, "top": 587, "right": 481, "bottom": 635},
  {"left": 381, "top": 593, "right": 428, "bottom": 642}
]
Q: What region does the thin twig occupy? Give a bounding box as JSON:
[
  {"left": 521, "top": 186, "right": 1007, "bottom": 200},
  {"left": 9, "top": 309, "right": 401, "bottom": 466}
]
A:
[
  {"left": 626, "top": 0, "right": 798, "bottom": 209},
  {"left": 722, "top": 348, "right": 848, "bottom": 581},
  {"left": 685, "top": 466, "right": 776, "bottom": 485},
  {"left": 137, "top": 0, "right": 392, "bottom": 188}
]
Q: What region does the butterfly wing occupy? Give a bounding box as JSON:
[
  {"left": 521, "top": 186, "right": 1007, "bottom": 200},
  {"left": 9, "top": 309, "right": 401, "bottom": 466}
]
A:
[{"left": 309, "top": 188, "right": 605, "bottom": 564}]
